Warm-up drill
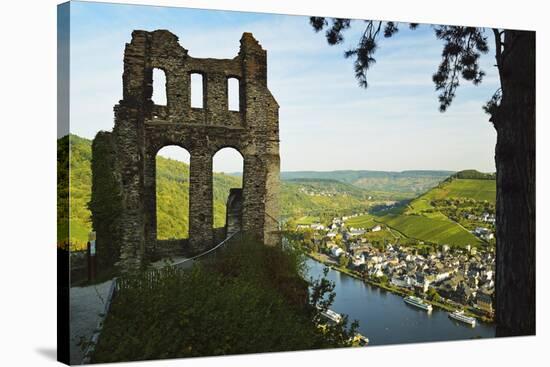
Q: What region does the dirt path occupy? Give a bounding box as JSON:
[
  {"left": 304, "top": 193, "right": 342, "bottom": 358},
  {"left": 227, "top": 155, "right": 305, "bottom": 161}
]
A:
[{"left": 70, "top": 280, "right": 113, "bottom": 364}]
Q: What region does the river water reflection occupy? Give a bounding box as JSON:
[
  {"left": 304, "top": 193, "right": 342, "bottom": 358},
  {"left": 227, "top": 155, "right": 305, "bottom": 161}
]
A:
[{"left": 305, "top": 258, "right": 495, "bottom": 346}]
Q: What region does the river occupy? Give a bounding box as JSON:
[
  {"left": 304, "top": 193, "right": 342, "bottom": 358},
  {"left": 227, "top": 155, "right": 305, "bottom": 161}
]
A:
[{"left": 305, "top": 258, "right": 495, "bottom": 346}]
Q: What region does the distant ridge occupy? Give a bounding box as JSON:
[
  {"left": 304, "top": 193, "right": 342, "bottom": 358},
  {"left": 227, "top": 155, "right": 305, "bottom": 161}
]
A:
[
  {"left": 280, "top": 170, "right": 454, "bottom": 195},
  {"left": 448, "top": 169, "right": 496, "bottom": 180},
  {"left": 280, "top": 170, "right": 454, "bottom": 182}
]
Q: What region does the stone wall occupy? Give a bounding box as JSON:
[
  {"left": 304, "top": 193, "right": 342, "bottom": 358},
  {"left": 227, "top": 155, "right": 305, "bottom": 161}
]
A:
[
  {"left": 90, "top": 30, "right": 280, "bottom": 272},
  {"left": 226, "top": 188, "right": 244, "bottom": 238}
]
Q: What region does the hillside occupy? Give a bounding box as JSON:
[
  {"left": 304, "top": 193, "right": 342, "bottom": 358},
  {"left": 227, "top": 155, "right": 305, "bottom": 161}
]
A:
[
  {"left": 407, "top": 174, "right": 496, "bottom": 215},
  {"left": 155, "top": 156, "right": 242, "bottom": 240},
  {"left": 59, "top": 135, "right": 493, "bottom": 250},
  {"left": 280, "top": 180, "right": 371, "bottom": 221},
  {"left": 58, "top": 135, "right": 242, "bottom": 248},
  {"left": 60, "top": 135, "right": 374, "bottom": 249},
  {"left": 345, "top": 173, "right": 496, "bottom": 248},
  {"left": 281, "top": 170, "right": 453, "bottom": 197}
]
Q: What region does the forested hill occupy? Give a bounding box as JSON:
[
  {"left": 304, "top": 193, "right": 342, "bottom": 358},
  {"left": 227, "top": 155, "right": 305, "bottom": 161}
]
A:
[
  {"left": 344, "top": 172, "right": 497, "bottom": 248},
  {"left": 281, "top": 170, "right": 454, "bottom": 196},
  {"left": 57, "top": 134, "right": 242, "bottom": 248},
  {"left": 448, "top": 169, "right": 496, "bottom": 180}
]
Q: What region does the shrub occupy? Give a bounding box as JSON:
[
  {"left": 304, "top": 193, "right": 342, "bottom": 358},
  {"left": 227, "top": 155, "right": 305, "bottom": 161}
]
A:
[{"left": 92, "top": 235, "right": 356, "bottom": 363}]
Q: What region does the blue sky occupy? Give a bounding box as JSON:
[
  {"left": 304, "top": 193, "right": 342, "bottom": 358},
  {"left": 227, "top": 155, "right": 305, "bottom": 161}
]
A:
[{"left": 67, "top": 1, "right": 498, "bottom": 172}]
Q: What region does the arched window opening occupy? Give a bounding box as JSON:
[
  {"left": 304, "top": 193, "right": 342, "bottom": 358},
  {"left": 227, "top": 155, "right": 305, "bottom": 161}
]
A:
[
  {"left": 227, "top": 77, "right": 240, "bottom": 111},
  {"left": 156, "top": 146, "right": 190, "bottom": 240},
  {"left": 152, "top": 68, "right": 167, "bottom": 106},
  {"left": 190, "top": 73, "right": 204, "bottom": 108},
  {"left": 212, "top": 148, "right": 243, "bottom": 234}
]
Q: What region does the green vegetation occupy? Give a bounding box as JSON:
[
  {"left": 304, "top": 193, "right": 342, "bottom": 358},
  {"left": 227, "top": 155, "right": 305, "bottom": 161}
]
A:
[
  {"left": 285, "top": 178, "right": 369, "bottom": 197},
  {"left": 364, "top": 227, "right": 404, "bottom": 244},
  {"left": 451, "top": 169, "right": 496, "bottom": 180},
  {"left": 61, "top": 136, "right": 494, "bottom": 251},
  {"left": 280, "top": 181, "right": 371, "bottom": 220},
  {"left": 155, "top": 156, "right": 242, "bottom": 239},
  {"left": 281, "top": 170, "right": 452, "bottom": 196},
  {"left": 345, "top": 214, "right": 376, "bottom": 229},
  {"left": 417, "top": 178, "right": 496, "bottom": 203},
  {"left": 400, "top": 173, "right": 496, "bottom": 244},
  {"left": 295, "top": 216, "right": 322, "bottom": 225},
  {"left": 92, "top": 236, "right": 357, "bottom": 363},
  {"left": 346, "top": 174, "right": 496, "bottom": 247},
  {"left": 345, "top": 212, "right": 480, "bottom": 248},
  {"left": 58, "top": 135, "right": 242, "bottom": 248},
  {"left": 342, "top": 173, "right": 497, "bottom": 248},
  {"left": 57, "top": 134, "right": 92, "bottom": 250},
  {"left": 379, "top": 214, "right": 481, "bottom": 247},
  {"left": 88, "top": 132, "right": 124, "bottom": 267}
]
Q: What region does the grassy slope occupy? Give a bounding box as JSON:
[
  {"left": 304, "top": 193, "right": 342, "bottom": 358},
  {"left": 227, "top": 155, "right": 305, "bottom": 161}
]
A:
[
  {"left": 345, "top": 214, "right": 377, "bottom": 229},
  {"left": 345, "top": 177, "right": 495, "bottom": 247},
  {"left": 423, "top": 178, "right": 496, "bottom": 202},
  {"left": 379, "top": 214, "right": 480, "bottom": 247},
  {"left": 294, "top": 216, "right": 320, "bottom": 225},
  {"left": 406, "top": 178, "right": 496, "bottom": 215}
]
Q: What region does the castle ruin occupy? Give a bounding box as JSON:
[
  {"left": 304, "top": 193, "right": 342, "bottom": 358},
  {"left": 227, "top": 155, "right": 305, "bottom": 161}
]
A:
[{"left": 90, "top": 30, "right": 280, "bottom": 271}]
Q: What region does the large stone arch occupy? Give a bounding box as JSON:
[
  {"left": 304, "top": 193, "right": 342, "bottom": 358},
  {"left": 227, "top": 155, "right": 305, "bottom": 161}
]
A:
[{"left": 90, "top": 30, "right": 280, "bottom": 271}]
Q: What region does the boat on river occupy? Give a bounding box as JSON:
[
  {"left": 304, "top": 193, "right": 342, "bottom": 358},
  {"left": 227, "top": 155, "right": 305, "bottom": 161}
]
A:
[
  {"left": 404, "top": 296, "right": 433, "bottom": 312},
  {"left": 321, "top": 308, "right": 343, "bottom": 324},
  {"left": 448, "top": 310, "right": 476, "bottom": 327},
  {"left": 316, "top": 306, "right": 343, "bottom": 324}
]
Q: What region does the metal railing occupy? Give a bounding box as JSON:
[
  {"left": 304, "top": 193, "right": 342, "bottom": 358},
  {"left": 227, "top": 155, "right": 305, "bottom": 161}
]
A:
[
  {"left": 171, "top": 230, "right": 241, "bottom": 268},
  {"left": 114, "top": 231, "right": 241, "bottom": 293}
]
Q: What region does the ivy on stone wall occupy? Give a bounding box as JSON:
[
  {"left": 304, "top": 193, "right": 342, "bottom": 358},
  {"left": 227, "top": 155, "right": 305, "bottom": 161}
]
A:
[{"left": 89, "top": 132, "right": 124, "bottom": 270}]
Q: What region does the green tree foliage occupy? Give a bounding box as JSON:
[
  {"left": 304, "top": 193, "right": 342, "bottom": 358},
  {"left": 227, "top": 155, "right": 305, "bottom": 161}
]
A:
[
  {"left": 57, "top": 135, "right": 70, "bottom": 250},
  {"left": 57, "top": 134, "right": 93, "bottom": 250},
  {"left": 280, "top": 181, "right": 371, "bottom": 219},
  {"left": 89, "top": 132, "right": 123, "bottom": 268},
  {"left": 92, "top": 236, "right": 357, "bottom": 362},
  {"left": 426, "top": 287, "right": 441, "bottom": 302},
  {"left": 338, "top": 255, "right": 350, "bottom": 268},
  {"left": 450, "top": 169, "right": 496, "bottom": 180},
  {"left": 309, "top": 19, "right": 490, "bottom": 112}
]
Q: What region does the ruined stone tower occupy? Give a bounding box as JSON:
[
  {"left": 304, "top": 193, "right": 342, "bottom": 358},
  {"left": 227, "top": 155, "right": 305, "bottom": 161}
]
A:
[{"left": 90, "top": 30, "right": 280, "bottom": 271}]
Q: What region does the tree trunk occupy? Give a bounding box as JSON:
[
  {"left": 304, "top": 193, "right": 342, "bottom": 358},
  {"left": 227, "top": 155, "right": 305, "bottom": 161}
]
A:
[{"left": 494, "top": 30, "right": 536, "bottom": 336}]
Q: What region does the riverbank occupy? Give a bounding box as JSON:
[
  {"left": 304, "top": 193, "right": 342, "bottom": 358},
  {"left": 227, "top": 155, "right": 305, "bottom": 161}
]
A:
[{"left": 305, "top": 251, "right": 494, "bottom": 324}]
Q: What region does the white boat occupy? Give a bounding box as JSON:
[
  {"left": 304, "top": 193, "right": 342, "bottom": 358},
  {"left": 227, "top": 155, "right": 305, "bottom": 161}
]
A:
[
  {"left": 449, "top": 310, "right": 476, "bottom": 327},
  {"left": 317, "top": 306, "right": 343, "bottom": 324},
  {"left": 404, "top": 295, "right": 433, "bottom": 312}
]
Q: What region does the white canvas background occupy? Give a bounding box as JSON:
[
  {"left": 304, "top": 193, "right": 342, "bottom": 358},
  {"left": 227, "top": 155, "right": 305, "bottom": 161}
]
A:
[{"left": 0, "top": 0, "right": 547, "bottom": 366}]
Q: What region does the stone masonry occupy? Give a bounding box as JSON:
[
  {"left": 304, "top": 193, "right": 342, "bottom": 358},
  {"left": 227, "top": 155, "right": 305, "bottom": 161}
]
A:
[
  {"left": 225, "top": 188, "right": 244, "bottom": 238},
  {"left": 91, "top": 30, "right": 280, "bottom": 271}
]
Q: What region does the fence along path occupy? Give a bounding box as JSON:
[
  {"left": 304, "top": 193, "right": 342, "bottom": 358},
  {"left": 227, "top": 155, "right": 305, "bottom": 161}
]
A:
[
  {"left": 115, "top": 230, "right": 241, "bottom": 293},
  {"left": 81, "top": 231, "right": 241, "bottom": 364}
]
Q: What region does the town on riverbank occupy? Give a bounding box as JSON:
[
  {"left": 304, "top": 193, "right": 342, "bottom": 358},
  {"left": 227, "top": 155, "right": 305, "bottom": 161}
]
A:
[{"left": 285, "top": 213, "right": 496, "bottom": 324}]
